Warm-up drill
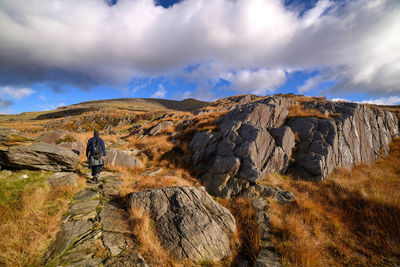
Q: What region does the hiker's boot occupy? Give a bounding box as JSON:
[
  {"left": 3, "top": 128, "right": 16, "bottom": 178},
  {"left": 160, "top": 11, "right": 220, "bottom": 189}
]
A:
[{"left": 94, "top": 174, "right": 99, "bottom": 184}]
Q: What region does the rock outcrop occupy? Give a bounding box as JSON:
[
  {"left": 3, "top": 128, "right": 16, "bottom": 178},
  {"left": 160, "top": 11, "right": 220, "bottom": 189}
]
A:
[
  {"left": 128, "top": 186, "right": 236, "bottom": 262},
  {"left": 189, "top": 97, "right": 294, "bottom": 196},
  {"left": 0, "top": 143, "right": 79, "bottom": 171},
  {"left": 189, "top": 95, "right": 399, "bottom": 196},
  {"left": 287, "top": 102, "right": 399, "bottom": 180},
  {"left": 105, "top": 148, "right": 143, "bottom": 169},
  {"left": 39, "top": 130, "right": 84, "bottom": 155}
]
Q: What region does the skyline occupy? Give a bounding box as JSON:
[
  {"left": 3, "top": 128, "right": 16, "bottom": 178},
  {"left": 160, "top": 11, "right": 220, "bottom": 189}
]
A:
[{"left": 0, "top": 0, "right": 399, "bottom": 114}]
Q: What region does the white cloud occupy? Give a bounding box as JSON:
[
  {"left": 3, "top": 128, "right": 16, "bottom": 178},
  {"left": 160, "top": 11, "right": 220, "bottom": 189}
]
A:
[
  {"left": 221, "top": 69, "right": 287, "bottom": 94},
  {"left": 151, "top": 84, "right": 167, "bottom": 98},
  {"left": 0, "top": 0, "right": 399, "bottom": 97},
  {"left": 359, "top": 96, "right": 400, "bottom": 106},
  {"left": 0, "top": 86, "right": 35, "bottom": 99},
  {"left": 330, "top": 98, "right": 349, "bottom": 102}
]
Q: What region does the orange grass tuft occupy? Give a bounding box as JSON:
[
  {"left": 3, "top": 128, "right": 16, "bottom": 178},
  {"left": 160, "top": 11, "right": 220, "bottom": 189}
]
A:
[{"left": 268, "top": 137, "right": 400, "bottom": 267}]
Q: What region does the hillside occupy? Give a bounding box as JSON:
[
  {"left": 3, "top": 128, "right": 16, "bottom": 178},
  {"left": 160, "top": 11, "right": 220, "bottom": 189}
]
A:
[
  {"left": 0, "top": 94, "right": 399, "bottom": 266},
  {"left": 0, "top": 97, "right": 208, "bottom": 122}
]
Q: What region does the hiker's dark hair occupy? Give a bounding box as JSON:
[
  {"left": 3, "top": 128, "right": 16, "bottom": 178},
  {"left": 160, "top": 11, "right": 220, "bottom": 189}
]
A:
[{"left": 94, "top": 130, "right": 99, "bottom": 137}]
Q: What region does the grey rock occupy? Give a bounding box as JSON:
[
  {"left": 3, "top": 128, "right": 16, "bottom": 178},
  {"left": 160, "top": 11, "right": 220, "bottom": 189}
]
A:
[
  {"left": 68, "top": 200, "right": 99, "bottom": 216},
  {"left": 45, "top": 220, "right": 93, "bottom": 262},
  {"left": 65, "top": 257, "right": 104, "bottom": 267},
  {"left": 189, "top": 97, "right": 292, "bottom": 196},
  {"left": 191, "top": 95, "right": 399, "bottom": 189},
  {"left": 128, "top": 186, "right": 236, "bottom": 261},
  {"left": 100, "top": 202, "right": 132, "bottom": 234},
  {"left": 105, "top": 148, "right": 143, "bottom": 169},
  {"left": 268, "top": 126, "right": 295, "bottom": 156},
  {"left": 46, "top": 172, "right": 78, "bottom": 188},
  {"left": 74, "top": 190, "right": 99, "bottom": 201},
  {"left": 254, "top": 249, "right": 281, "bottom": 267},
  {"left": 104, "top": 254, "right": 148, "bottom": 267},
  {"left": 0, "top": 142, "right": 79, "bottom": 171},
  {"left": 148, "top": 120, "right": 173, "bottom": 136},
  {"left": 103, "top": 231, "right": 135, "bottom": 256},
  {"left": 287, "top": 102, "right": 399, "bottom": 180}
]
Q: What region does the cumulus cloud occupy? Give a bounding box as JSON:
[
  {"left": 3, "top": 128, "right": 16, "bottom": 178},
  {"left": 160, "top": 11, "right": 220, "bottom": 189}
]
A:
[
  {"left": 0, "top": 0, "right": 399, "bottom": 97},
  {"left": 359, "top": 96, "right": 400, "bottom": 106},
  {"left": 151, "top": 84, "right": 167, "bottom": 98},
  {"left": 0, "top": 86, "right": 35, "bottom": 99},
  {"left": 221, "top": 69, "right": 287, "bottom": 94}
]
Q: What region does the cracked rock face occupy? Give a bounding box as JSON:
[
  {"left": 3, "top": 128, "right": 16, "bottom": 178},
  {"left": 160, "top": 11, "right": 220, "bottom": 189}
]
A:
[
  {"left": 288, "top": 103, "right": 399, "bottom": 180},
  {"left": 190, "top": 96, "right": 399, "bottom": 196},
  {"left": 128, "top": 186, "right": 236, "bottom": 261},
  {"left": 189, "top": 97, "right": 294, "bottom": 196}
]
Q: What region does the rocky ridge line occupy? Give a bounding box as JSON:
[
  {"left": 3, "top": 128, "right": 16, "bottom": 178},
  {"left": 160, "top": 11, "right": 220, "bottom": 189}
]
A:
[{"left": 189, "top": 95, "right": 399, "bottom": 198}]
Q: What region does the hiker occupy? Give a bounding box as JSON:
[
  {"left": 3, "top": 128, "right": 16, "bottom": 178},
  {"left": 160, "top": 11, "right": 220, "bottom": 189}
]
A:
[{"left": 86, "top": 130, "right": 106, "bottom": 183}]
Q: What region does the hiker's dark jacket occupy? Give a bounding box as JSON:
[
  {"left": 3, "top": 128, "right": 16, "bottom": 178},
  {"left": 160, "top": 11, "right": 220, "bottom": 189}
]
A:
[{"left": 86, "top": 137, "right": 106, "bottom": 167}]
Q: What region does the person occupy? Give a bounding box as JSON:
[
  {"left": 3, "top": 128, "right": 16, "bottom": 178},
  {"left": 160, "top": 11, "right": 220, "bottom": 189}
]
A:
[{"left": 86, "top": 130, "right": 106, "bottom": 183}]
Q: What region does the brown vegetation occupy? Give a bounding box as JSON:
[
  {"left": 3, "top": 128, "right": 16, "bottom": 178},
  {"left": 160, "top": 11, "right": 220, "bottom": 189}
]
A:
[
  {"left": 268, "top": 137, "right": 400, "bottom": 267},
  {"left": 288, "top": 103, "right": 328, "bottom": 119},
  {"left": 0, "top": 172, "right": 85, "bottom": 266}
]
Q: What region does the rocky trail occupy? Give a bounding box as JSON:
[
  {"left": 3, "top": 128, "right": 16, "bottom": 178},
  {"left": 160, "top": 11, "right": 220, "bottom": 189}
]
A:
[{"left": 44, "top": 171, "right": 148, "bottom": 267}]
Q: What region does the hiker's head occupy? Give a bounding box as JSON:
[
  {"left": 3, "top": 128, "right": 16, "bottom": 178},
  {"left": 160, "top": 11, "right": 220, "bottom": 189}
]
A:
[{"left": 94, "top": 130, "right": 99, "bottom": 137}]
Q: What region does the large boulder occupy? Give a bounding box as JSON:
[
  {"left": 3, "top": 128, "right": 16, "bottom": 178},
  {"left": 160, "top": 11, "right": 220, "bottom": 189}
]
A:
[
  {"left": 128, "top": 186, "right": 236, "bottom": 262},
  {"left": 189, "top": 96, "right": 293, "bottom": 196},
  {"left": 39, "top": 130, "right": 84, "bottom": 155},
  {"left": 105, "top": 148, "right": 142, "bottom": 168},
  {"left": 0, "top": 143, "right": 79, "bottom": 171}
]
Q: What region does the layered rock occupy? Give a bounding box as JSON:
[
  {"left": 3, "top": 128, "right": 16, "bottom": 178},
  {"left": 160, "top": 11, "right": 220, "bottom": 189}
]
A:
[
  {"left": 189, "top": 95, "right": 399, "bottom": 196},
  {"left": 128, "top": 186, "right": 236, "bottom": 261},
  {"left": 0, "top": 143, "right": 79, "bottom": 171},
  {"left": 287, "top": 102, "right": 399, "bottom": 180},
  {"left": 189, "top": 97, "right": 294, "bottom": 196}
]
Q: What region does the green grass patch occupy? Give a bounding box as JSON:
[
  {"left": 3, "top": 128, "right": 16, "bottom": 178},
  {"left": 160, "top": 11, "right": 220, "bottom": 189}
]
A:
[{"left": 0, "top": 170, "right": 52, "bottom": 205}]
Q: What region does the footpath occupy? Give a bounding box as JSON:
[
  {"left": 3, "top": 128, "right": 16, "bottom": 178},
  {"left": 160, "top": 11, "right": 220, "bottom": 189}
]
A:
[{"left": 44, "top": 171, "right": 148, "bottom": 267}]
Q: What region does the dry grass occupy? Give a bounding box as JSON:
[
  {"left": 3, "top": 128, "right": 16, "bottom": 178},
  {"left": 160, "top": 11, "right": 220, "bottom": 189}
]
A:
[
  {"left": 215, "top": 197, "right": 260, "bottom": 265},
  {"left": 129, "top": 206, "right": 178, "bottom": 266},
  {"left": 0, "top": 172, "right": 84, "bottom": 266},
  {"left": 229, "top": 198, "right": 260, "bottom": 263},
  {"left": 118, "top": 167, "right": 197, "bottom": 197},
  {"left": 288, "top": 103, "right": 328, "bottom": 119},
  {"left": 268, "top": 137, "right": 400, "bottom": 267},
  {"left": 1, "top": 121, "right": 46, "bottom": 134}
]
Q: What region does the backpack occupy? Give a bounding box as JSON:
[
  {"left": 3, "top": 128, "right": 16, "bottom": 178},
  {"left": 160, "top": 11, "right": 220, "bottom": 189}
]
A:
[{"left": 91, "top": 137, "right": 103, "bottom": 160}]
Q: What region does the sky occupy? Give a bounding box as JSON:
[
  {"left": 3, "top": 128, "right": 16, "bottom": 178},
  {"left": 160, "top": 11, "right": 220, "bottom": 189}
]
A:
[{"left": 0, "top": 0, "right": 399, "bottom": 114}]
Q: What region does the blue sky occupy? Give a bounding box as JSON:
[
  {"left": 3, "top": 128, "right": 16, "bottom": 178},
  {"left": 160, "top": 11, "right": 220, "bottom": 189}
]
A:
[{"left": 0, "top": 0, "right": 399, "bottom": 114}]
